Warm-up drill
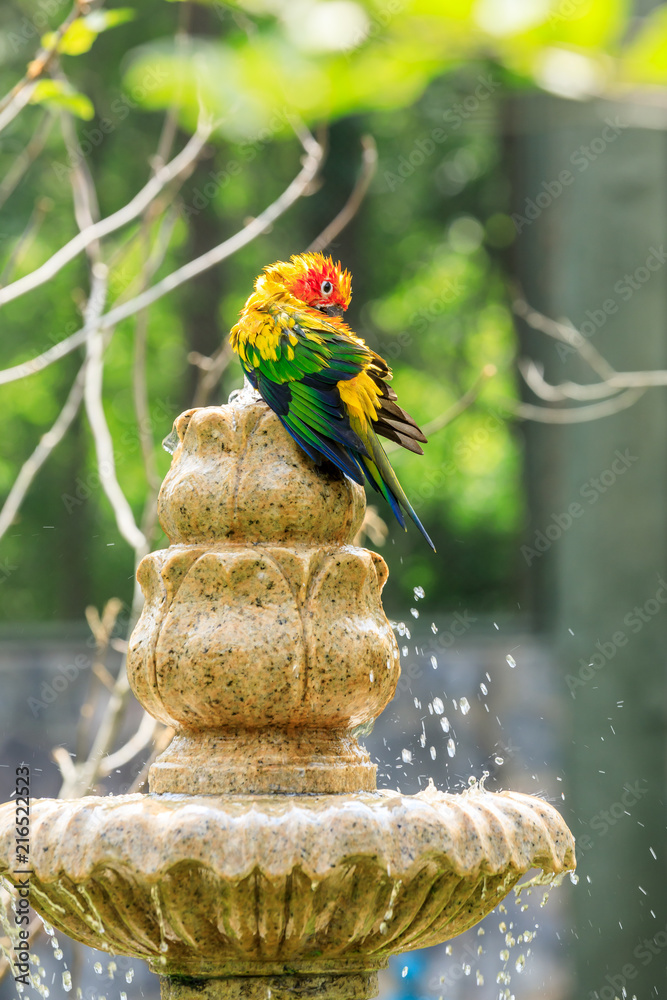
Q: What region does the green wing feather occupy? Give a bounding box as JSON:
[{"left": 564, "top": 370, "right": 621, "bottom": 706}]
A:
[{"left": 245, "top": 309, "right": 435, "bottom": 550}]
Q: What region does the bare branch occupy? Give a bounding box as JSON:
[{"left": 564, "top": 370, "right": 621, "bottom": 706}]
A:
[
  {"left": 513, "top": 294, "right": 616, "bottom": 382},
  {"left": 60, "top": 109, "right": 147, "bottom": 552},
  {"left": 0, "top": 196, "right": 53, "bottom": 286},
  {"left": 512, "top": 294, "right": 652, "bottom": 420},
  {"left": 97, "top": 712, "right": 158, "bottom": 775},
  {"left": 191, "top": 342, "right": 234, "bottom": 406},
  {"left": 307, "top": 134, "right": 377, "bottom": 252},
  {"left": 127, "top": 725, "right": 174, "bottom": 794},
  {"left": 0, "top": 2, "right": 86, "bottom": 135},
  {"left": 510, "top": 389, "right": 645, "bottom": 423},
  {"left": 0, "top": 363, "right": 85, "bottom": 543},
  {"left": 519, "top": 356, "right": 667, "bottom": 401},
  {"left": 0, "top": 112, "right": 54, "bottom": 213},
  {"left": 384, "top": 364, "right": 497, "bottom": 454},
  {"left": 0, "top": 132, "right": 325, "bottom": 387},
  {"left": 59, "top": 663, "right": 132, "bottom": 798},
  {"left": 0, "top": 120, "right": 213, "bottom": 308},
  {"left": 354, "top": 505, "right": 389, "bottom": 548}
]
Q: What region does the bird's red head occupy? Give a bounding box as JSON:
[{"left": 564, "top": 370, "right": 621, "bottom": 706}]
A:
[{"left": 264, "top": 253, "right": 352, "bottom": 318}]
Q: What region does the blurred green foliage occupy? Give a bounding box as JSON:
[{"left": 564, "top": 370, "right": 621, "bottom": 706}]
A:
[{"left": 0, "top": 0, "right": 665, "bottom": 624}]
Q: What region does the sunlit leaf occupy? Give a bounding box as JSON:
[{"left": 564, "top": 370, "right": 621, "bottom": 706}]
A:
[
  {"left": 620, "top": 3, "right": 667, "bottom": 84},
  {"left": 30, "top": 79, "right": 95, "bottom": 120},
  {"left": 41, "top": 8, "right": 135, "bottom": 56}
]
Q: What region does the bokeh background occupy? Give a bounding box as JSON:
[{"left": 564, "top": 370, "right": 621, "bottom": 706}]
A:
[{"left": 1, "top": 1, "right": 667, "bottom": 998}]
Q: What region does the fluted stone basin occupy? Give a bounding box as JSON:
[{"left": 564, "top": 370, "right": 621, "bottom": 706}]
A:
[{"left": 0, "top": 387, "right": 575, "bottom": 999}]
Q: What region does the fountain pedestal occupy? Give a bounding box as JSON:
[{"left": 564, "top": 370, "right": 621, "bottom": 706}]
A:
[{"left": 0, "top": 389, "right": 575, "bottom": 999}]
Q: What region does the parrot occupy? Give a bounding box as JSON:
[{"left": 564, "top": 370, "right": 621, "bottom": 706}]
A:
[{"left": 229, "top": 252, "right": 434, "bottom": 550}]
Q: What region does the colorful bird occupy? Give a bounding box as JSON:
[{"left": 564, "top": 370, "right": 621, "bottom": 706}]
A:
[{"left": 229, "top": 253, "right": 434, "bottom": 550}]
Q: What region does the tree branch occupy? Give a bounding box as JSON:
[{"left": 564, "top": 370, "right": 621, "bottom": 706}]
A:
[
  {"left": 0, "top": 132, "right": 325, "bottom": 387},
  {"left": 383, "top": 364, "right": 497, "bottom": 454},
  {"left": 0, "top": 2, "right": 88, "bottom": 135},
  {"left": 0, "top": 364, "right": 85, "bottom": 543},
  {"left": 510, "top": 390, "right": 645, "bottom": 423},
  {"left": 307, "top": 134, "right": 377, "bottom": 252},
  {"left": 0, "top": 112, "right": 54, "bottom": 213},
  {"left": 0, "top": 119, "right": 212, "bottom": 308}
]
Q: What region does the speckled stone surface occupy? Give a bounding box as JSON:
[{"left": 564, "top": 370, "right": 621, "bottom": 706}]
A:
[
  {"left": 157, "top": 392, "right": 365, "bottom": 545},
  {"left": 0, "top": 785, "right": 574, "bottom": 977},
  {"left": 0, "top": 388, "right": 576, "bottom": 998},
  {"left": 159, "top": 973, "right": 380, "bottom": 999},
  {"left": 127, "top": 388, "right": 398, "bottom": 794}
]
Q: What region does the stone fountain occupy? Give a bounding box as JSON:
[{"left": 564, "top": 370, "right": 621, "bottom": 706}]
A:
[{"left": 0, "top": 387, "right": 575, "bottom": 999}]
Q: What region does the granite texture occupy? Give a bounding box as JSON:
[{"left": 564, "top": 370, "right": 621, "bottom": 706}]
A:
[
  {"left": 0, "top": 387, "right": 575, "bottom": 998},
  {"left": 0, "top": 784, "right": 574, "bottom": 977},
  {"left": 127, "top": 390, "right": 399, "bottom": 794}
]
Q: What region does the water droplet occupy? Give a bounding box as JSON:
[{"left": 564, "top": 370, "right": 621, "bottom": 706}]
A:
[
  {"left": 494, "top": 756, "right": 504, "bottom": 765},
  {"left": 499, "top": 921, "right": 507, "bottom": 933},
  {"left": 401, "top": 748, "right": 412, "bottom": 763},
  {"left": 440, "top": 716, "right": 450, "bottom": 732},
  {"left": 499, "top": 948, "right": 510, "bottom": 961},
  {"left": 62, "top": 971, "right": 72, "bottom": 992},
  {"left": 506, "top": 654, "right": 516, "bottom": 668},
  {"left": 447, "top": 738, "right": 456, "bottom": 757},
  {"left": 401, "top": 965, "right": 408, "bottom": 978},
  {"left": 459, "top": 697, "right": 470, "bottom": 715},
  {"left": 430, "top": 746, "right": 436, "bottom": 759},
  {"left": 569, "top": 871, "right": 579, "bottom": 884},
  {"left": 432, "top": 697, "right": 444, "bottom": 714},
  {"left": 410, "top": 608, "right": 419, "bottom": 618},
  {"left": 369, "top": 671, "right": 374, "bottom": 683},
  {"left": 401, "top": 645, "right": 408, "bottom": 657},
  {"left": 125, "top": 969, "right": 135, "bottom": 984},
  {"left": 445, "top": 944, "right": 452, "bottom": 955},
  {"left": 430, "top": 655, "right": 438, "bottom": 669},
  {"left": 94, "top": 963, "right": 103, "bottom": 975},
  {"left": 431, "top": 622, "right": 438, "bottom": 634},
  {"left": 476, "top": 970, "right": 485, "bottom": 985},
  {"left": 413, "top": 586, "right": 425, "bottom": 599},
  {"left": 515, "top": 954, "right": 526, "bottom": 973},
  {"left": 463, "top": 963, "right": 471, "bottom": 975}
]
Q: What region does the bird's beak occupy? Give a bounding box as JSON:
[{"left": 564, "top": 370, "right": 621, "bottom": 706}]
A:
[{"left": 319, "top": 303, "right": 345, "bottom": 318}]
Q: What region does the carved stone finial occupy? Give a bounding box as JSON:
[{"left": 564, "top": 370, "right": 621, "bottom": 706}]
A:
[
  {"left": 0, "top": 387, "right": 576, "bottom": 1000},
  {"left": 128, "top": 387, "right": 399, "bottom": 794}
]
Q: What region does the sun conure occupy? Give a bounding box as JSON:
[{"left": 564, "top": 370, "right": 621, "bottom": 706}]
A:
[{"left": 229, "top": 252, "right": 434, "bottom": 550}]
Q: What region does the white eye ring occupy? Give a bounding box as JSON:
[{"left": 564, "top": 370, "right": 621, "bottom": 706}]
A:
[{"left": 321, "top": 279, "right": 333, "bottom": 295}]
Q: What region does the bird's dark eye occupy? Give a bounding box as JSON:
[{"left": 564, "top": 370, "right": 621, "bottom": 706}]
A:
[{"left": 321, "top": 280, "right": 333, "bottom": 295}]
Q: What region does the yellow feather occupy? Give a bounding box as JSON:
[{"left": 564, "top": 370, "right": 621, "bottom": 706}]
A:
[{"left": 337, "top": 372, "right": 382, "bottom": 424}]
